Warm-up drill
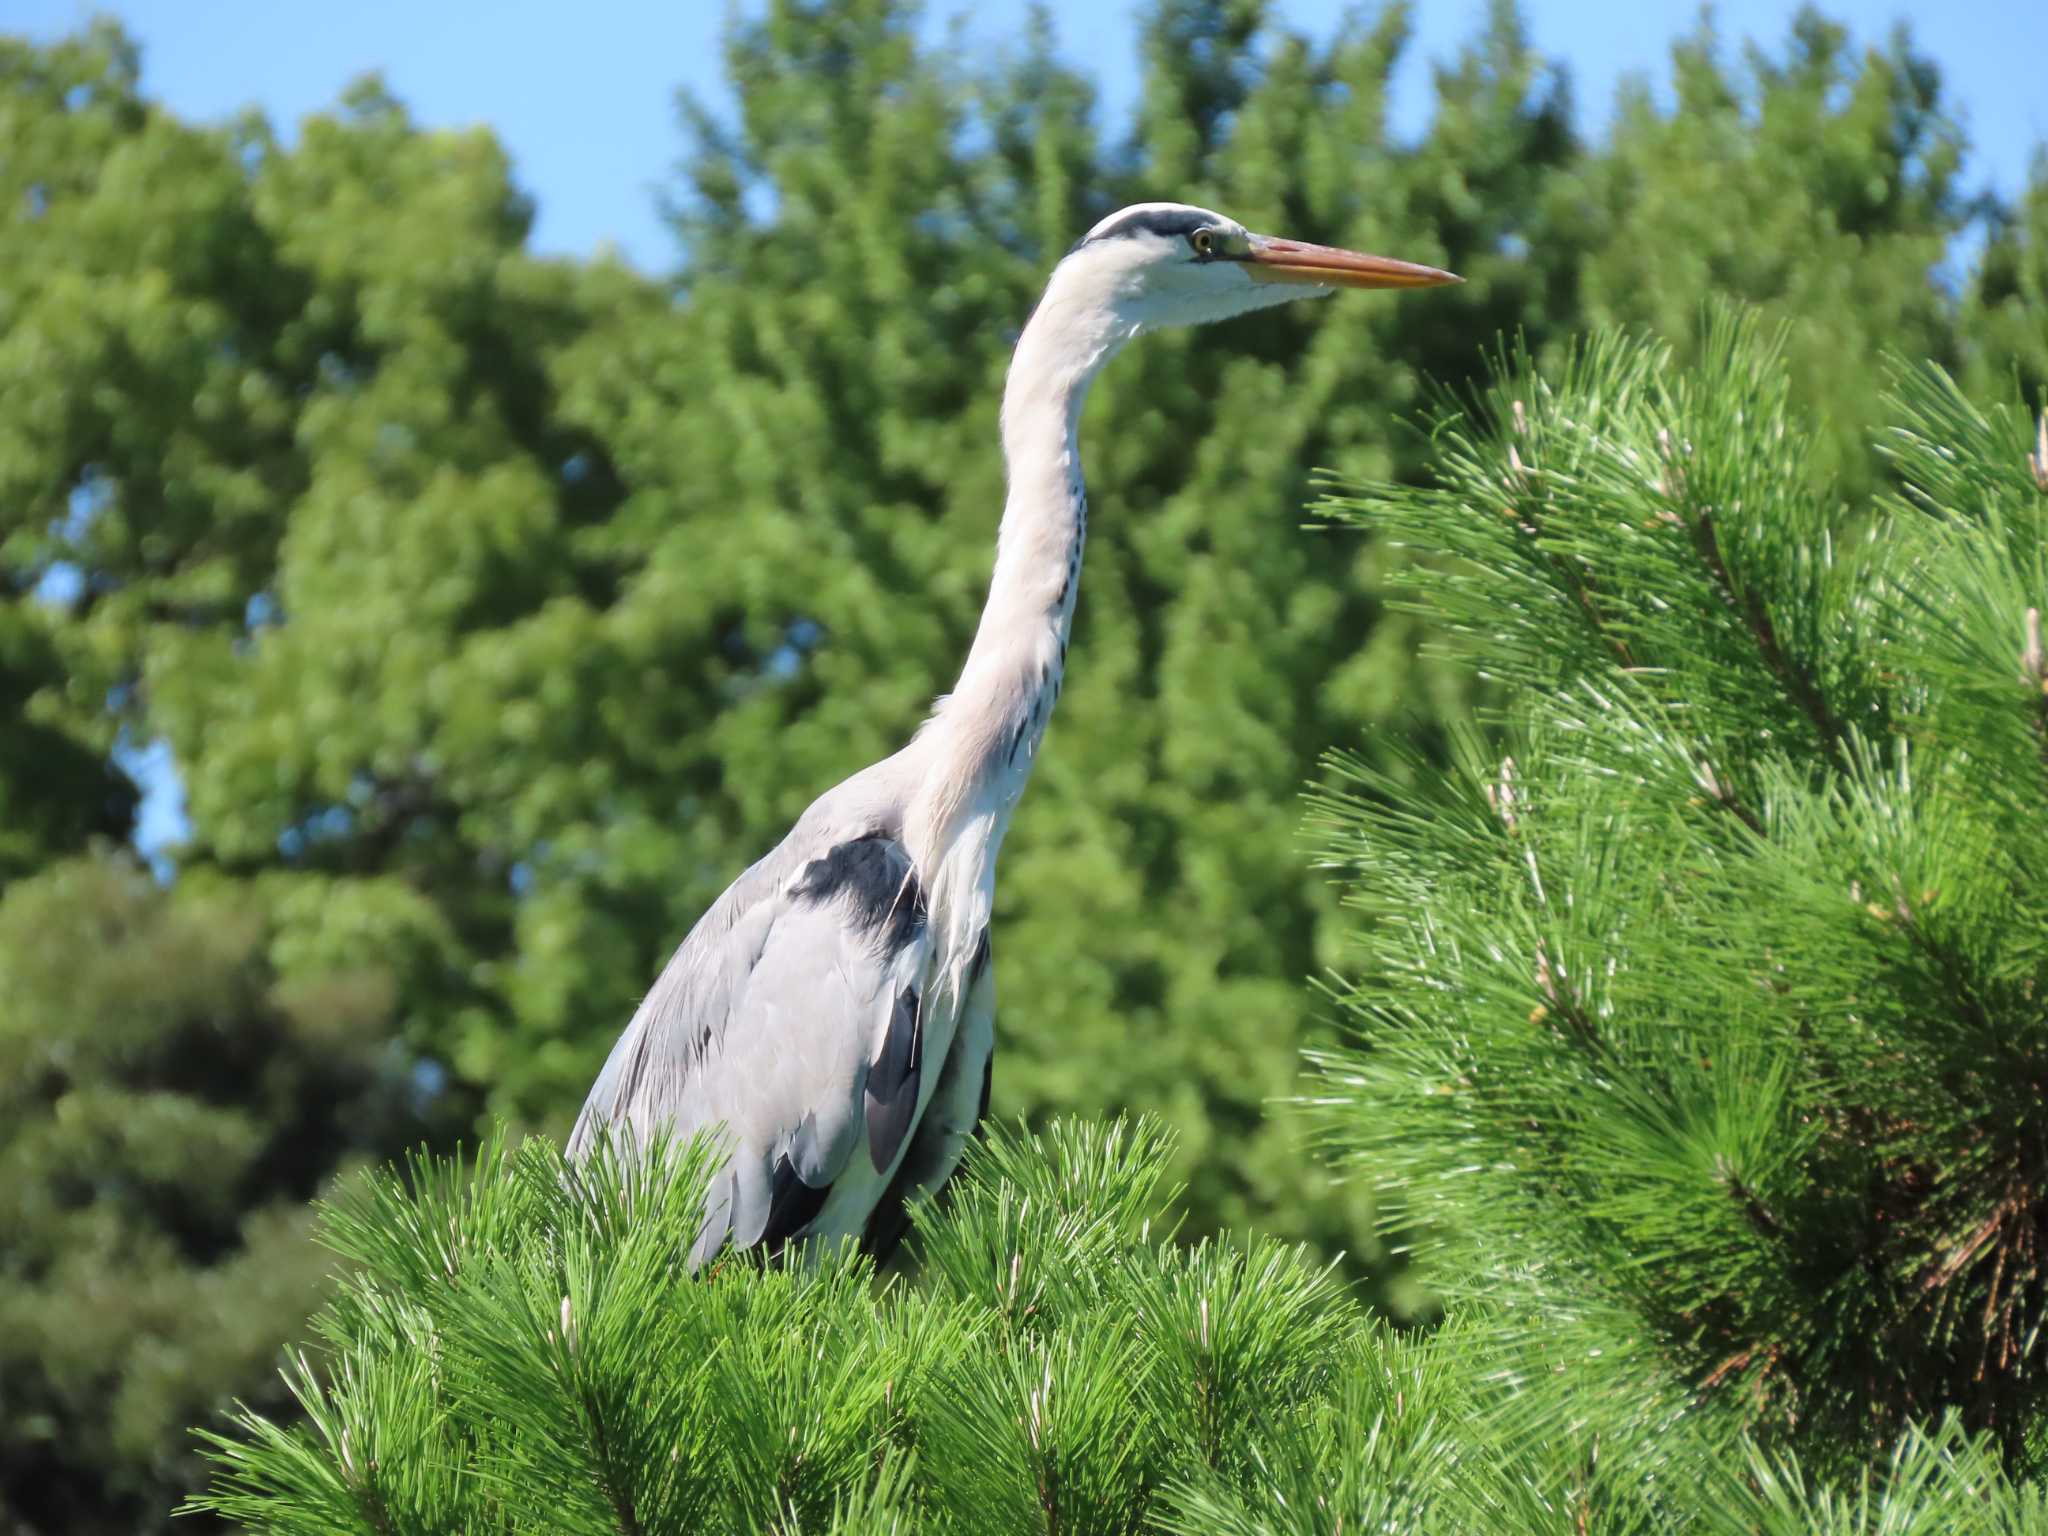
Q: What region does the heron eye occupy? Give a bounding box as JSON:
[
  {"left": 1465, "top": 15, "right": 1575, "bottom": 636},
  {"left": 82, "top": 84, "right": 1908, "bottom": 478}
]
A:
[{"left": 1191, "top": 228, "right": 1215, "bottom": 258}]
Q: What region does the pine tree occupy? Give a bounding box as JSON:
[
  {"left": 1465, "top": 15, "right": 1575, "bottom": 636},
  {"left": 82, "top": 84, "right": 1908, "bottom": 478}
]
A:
[
  {"left": 1310, "top": 313, "right": 2048, "bottom": 1477},
  {"left": 190, "top": 1115, "right": 2048, "bottom": 1531}
]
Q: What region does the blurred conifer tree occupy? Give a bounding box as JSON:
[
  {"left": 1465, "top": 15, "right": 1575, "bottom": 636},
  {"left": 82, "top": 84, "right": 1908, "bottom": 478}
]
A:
[{"left": 0, "top": 856, "right": 426, "bottom": 1530}]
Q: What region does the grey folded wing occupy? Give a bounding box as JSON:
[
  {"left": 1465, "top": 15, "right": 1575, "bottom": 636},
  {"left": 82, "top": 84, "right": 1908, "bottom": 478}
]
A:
[
  {"left": 861, "top": 926, "right": 995, "bottom": 1258},
  {"left": 567, "top": 828, "right": 930, "bottom": 1263}
]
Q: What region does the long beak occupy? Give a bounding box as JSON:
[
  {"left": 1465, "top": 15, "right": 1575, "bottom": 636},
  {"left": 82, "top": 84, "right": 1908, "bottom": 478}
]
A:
[{"left": 1244, "top": 235, "right": 1461, "bottom": 290}]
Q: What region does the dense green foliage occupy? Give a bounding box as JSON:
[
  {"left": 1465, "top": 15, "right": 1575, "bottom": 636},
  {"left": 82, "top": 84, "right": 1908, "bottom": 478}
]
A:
[
  {"left": 2, "top": 3, "right": 2045, "bottom": 1528},
  {"left": 1312, "top": 320, "right": 2048, "bottom": 1475},
  {"left": 194, "top": 1119, "right": 2048, "bottom": 1532},
  {"left": 0, "top": 860, "right": 428, "bottom": 1530}
]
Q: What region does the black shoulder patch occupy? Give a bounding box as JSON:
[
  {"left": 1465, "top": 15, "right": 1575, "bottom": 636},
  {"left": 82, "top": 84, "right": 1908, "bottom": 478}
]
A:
[
  {"left": 865, "top": 985, "right": 923, "bottom": 1173},
  {"left": 1070, "top": 206, "right": 1213, "bottom": 253},
  {"left": 761, "top": 1151, "right": 831, "bottom": 1254},
  {"left": 793, "top": 835, "right": 926, "bottom": 950}
]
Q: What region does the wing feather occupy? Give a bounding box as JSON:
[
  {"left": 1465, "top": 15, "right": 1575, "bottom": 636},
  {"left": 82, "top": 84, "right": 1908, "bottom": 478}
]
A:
[
  {"left": 860, "top": 927, "right": 996, "bottom": 1259},
  {"left": 567, "top": 823, "right": 930, "bottom": 1262},
  {"left": 864, "top": 984, "right": 923, "bottom": 1174}
]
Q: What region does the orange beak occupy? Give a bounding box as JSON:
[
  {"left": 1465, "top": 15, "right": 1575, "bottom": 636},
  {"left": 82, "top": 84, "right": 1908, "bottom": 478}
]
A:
[{"left": 1244, "top": 236, "right": 1461, "bottom": 290}]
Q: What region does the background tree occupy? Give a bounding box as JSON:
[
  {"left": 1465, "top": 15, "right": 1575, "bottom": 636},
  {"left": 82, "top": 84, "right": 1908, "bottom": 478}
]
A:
[
  {"left": 1962, "top": 152, "right": 2048, "bottom": 403},
  {"left": 1553, "top": 10, "right": 1969, "bottom": 499},
  {"left": 0, "top": 855, "right": 426, "bottom": 1532},
  {"left": 0, "top": 607, "right": 132, "bottom": 881},
  {"left": 0, "top": 24, "right": 598, "bottom": 1529}
]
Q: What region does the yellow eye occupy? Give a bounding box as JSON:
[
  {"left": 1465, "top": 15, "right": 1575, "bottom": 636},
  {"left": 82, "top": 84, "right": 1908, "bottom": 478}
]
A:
[{"left": 1192, "top": 228, "right": 1215, "bottom": 257}]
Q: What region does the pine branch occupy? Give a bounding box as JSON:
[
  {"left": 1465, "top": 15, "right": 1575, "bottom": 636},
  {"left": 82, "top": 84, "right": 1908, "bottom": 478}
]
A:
[
  {"left": 1692, "top": 755, "right": 1765, "bottom": 837},
  {"left": 190, "top": 1111, "right": 2048, "bottom": 1530},
  {"left": 1505, "top": 399, "right": 1639, "bottom": 673},
  {"left": 1671, "top": 450, "right": 1847, "bottom": 759}
]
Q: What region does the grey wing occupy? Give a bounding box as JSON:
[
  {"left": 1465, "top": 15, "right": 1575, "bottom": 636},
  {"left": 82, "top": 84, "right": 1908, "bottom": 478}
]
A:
[
  {"left": 568, "top": 828, "right": 930, "bottom": 1264},
  {"left": 861, "top": 924, "right": 997, "bottom": 1260}
]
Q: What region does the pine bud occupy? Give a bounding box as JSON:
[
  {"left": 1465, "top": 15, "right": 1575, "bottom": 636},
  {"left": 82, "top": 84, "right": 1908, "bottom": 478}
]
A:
[{"left": 1485, "top": 757, "right": 1518, "bottom": 832}]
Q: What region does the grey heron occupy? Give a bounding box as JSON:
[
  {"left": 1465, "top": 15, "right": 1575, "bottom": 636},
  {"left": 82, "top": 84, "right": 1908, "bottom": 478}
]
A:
[{"left": 568, "top": 202, "right": 1458, "bottom": 1263}]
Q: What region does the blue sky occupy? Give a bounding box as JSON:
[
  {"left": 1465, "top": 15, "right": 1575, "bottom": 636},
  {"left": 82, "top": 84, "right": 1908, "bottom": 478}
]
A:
[{"left": 15, "top": 1, "right": 2045, "bottom": 275}]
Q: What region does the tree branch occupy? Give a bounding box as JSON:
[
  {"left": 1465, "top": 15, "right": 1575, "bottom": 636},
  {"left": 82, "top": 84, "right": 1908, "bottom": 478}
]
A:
[
  {"left": 1506, "top": 404, "right": 1638, "bottom": 672},
  {"left": 1685, "top": 502, "right": 1846, "bottom": 757}
]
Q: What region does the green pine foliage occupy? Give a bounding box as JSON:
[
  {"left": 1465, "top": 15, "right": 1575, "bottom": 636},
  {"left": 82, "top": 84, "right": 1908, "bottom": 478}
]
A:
[
  {"left": 193, "top": 1117, "right": 2047, "bottom": 1532},
  {"left": 1310, "top": 314, "right": 2048, "bottom": 1473},
  {"left": 191, "top": 1119, "right": 1350, "bottom": 1534}
]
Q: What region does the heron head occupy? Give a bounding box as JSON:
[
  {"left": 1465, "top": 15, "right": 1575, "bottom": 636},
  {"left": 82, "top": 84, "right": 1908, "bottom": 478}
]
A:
[{"left": 1055, "top": 202, "right": 1459, "bottom": 332}]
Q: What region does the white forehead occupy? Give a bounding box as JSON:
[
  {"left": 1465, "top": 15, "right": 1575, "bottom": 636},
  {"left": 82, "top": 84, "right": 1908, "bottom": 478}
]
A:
[{"left": 1078, "top": 201, "right": 1241, "bottom": 245}]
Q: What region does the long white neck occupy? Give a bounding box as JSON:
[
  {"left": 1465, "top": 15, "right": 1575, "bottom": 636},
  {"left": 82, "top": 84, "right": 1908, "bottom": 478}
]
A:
[{"left": 906, "top": 278, "right": 1135, "bottom": 865}]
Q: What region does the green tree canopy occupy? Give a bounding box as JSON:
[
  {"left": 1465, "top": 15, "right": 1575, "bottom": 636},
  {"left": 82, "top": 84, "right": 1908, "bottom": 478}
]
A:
[
  {"left": 1964, "top": 151, "right": 2048, "bottom": 402},
  {"left": 1555, "top": 11, "right": 1971, "bottom": 498}
]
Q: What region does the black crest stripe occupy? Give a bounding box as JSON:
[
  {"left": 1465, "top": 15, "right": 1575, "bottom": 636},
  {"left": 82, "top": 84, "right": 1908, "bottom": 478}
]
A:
[{"left": 1069, "top": 206, "right": 1214, "bottom": 253}]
